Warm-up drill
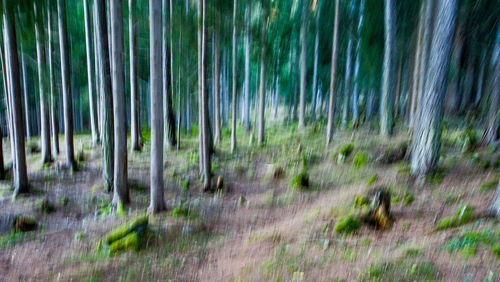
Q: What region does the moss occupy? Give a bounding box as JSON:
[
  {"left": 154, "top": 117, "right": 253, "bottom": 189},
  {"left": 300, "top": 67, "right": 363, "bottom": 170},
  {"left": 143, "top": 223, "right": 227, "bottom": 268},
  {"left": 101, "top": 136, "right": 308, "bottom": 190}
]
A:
[
  {"left": 391, "top": 195, "right": 401, "bottom": 204},
  {"left": 436, "top": 205, "right": 474, "bottom": 230},
  {"left": 492, "top": 244, "right": 500, "bottom": 257},
  {"left": 338, "top": 143, "right": 354, "bottom": 163},
  {"left": 459, "top": 243, "right": 477, "bottom": 258},
  {"left": 403, "top": 194, "right": 414, "bottom": 206},
  {"left": 109, "top": 232, "right": 139, "bottom": 255},
  {"left": 116, "top": 201, "right": 125, "bottom": 217},
  {"left": 354, "top": 195, "right": 368, "bottom": 207},
  {"left": 353, "top": 152, "right": 368, "bottom": 168},
  {"left": 103, "top": 215, "right": 148, "bottom": 245},
  {"left": 290, "top": 171, "right": 309, "bottom": 190},
  {"left": 367, "top": 174, "right": 378, "bottom": 187},
  {"left": 462, "top": 129, "right": 479, "bottom": 153},
  {"left": 480, "top": 178, "right": 499, "bottom": 191},
  {"left": 334, "top": 215, "right": 361, "bottom": 234}
]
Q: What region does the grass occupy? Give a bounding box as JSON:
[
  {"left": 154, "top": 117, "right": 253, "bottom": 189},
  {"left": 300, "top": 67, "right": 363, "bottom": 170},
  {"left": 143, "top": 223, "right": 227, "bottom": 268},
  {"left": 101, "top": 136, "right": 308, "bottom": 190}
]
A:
[{"left": 362, "top": 259, "right": 439, "bottom": 281}]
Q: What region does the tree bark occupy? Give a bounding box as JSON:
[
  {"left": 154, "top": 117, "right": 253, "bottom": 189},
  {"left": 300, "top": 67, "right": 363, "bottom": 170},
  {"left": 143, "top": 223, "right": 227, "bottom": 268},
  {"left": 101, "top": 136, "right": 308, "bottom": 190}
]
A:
[
  {"left": 47, "top": 4, "right": 60, "bottom": 156},
  {"left": 257, "top": 3, "right": 267, "bottom": 146},
  {"left": 34, "top": 1, "right": 52, "bottom": 165},
  {"left": 213, "top": 22, "right": 221, "bottom": 144},
  {"left": 57, "top": 0, "right": 76, "bottom": 169},
  {"left": 342, "top": 38, "right": 352, "bottom": 130},
  {"left": 21, "top": 52, "right": 30, "bottom": 140},
  {"left": 230, "top": 0, "right": 237, "bottom": 153},
  {"left": 352, "top": 0, "right": 364, "bottom": 127},
  {"left": 411, "top": 0, "right": 457, "bottom": 177},
  {"left": 95, "top": 0, "right": 114, "bottom": 192},
  {"left": 83, "top": 0, "right": 99, "bottom": 145},
  {"left": 310, "top": 1, "right": 319, "bottom": 122},
  {"left": 483, "top": 27, "right": 500, "bottom": 144},
  {"left": 2, "top": 0, "right": 28, "bottom": 195},
  {"left": 129, "top": 0, "right": 140, "bottom": 152},
  {"left": 199, "top": 0, "right": 211, "bottom": 190},
  {"left": 380, "top": 0, "right": 395, "bottom": 137},
  {"left": 163, "top": 0, "right": 176, "bottom": 151},
  {"left": 148, "top": 0, "right": 166, "bottom": 213},
  {"left": 298, "top": 0, "right": 308, "bottom": 131},
  {"left": 243, "top": 2, "right": 251, "bottom": 132},
  {"left": 409, "top": 1, "right": 425, "bottom": 130},
  {"left": 325, "top": 0, "right": 339, "bottom": 146}
]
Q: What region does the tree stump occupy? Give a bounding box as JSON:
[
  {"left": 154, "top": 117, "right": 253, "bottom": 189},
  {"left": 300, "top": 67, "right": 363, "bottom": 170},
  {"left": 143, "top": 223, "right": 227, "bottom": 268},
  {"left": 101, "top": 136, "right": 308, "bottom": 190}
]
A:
[{"left": 362, "top": 187, "right": 393, "bottom": 230}]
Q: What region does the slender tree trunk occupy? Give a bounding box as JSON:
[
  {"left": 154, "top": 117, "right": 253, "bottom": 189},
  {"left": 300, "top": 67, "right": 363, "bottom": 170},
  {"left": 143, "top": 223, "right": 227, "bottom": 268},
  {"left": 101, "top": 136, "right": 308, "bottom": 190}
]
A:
[
  {"left": 311, "top": 2, "right": 319, "bottom": 122},
  {"left": 95, "top": 0, "right": 114, "bottom": 192},
  {"left": 411, "top": 0, "right": 457, "bottom": 177},
  {"left": 243, "top": 2, "right": 251, "bottom": 132},
  {"left": 57, "top": 0, "right": 76, "bottom": 169},
  {"left": 352, "top": 0, "right": 364, "bottom": 128},
  {"left": 1, "top": 43, "right": 16, "bottom": 181},
  {"left": 257, "top": 4, "right": 267, "bottom": 146},
  {"left": 213, "top": 23, "right": 221, "bottom": 144},
  {"left": 199, "top": 0, "right": 211, "bottom": 190},
  {"left": 47, "top": 4, "right": 59, "bottom": 156},
  {"left": 380, "top": 0, "right": 395, "bottom": 137},
  {"left": 298, "top": 0, "right": 308, "bottom": 131},
  {"left": 326, "top": 0, "right": 339, "bottom": 146},
  {"left": 34, "top": 1, "right": 52, "bottom": 165},
  {"left": 148, "top": 0, "right": 166, "bottom": 213},
  {"left": 163, "top": 0, "right": 176, "bottom": 151},
  {"left": 230, "top": 0, "right": 237, "bottom": 153},
  {"left": 274, "top": 50, "right": 280, "bottom": 120},
  {"left": 93, "top": 2, "right": 102, "bottom": 138},
  {"left": 342, "top": 38, "right": 352, "bottom": 130},
  {"left": 409, "top": 1, "right": 425, "bottom": 130},
  {"left": 110, "top": 0, "right": 129, "bottom": 205},
  {"left": 83, "top": 0, "right": 99, "bottom": 145},
  {"left": 20, "top": 52, "right": 30, "bottom": 140},
  {"left": 3, "top": 1, "right": 28, "bottom": 194},
  {"left": 483, "top": 30, "right": 500, "bottom": 144},
  {"left": 129, "top": 0, "right": 140, "bottom": 151}
]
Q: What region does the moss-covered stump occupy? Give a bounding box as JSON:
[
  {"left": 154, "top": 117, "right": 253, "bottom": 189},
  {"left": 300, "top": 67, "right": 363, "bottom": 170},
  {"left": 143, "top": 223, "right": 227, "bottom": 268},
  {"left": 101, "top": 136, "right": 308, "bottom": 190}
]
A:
[
  {"left": 376, "top": 141, "right": 409, "bottom": 164},
  {"left": 98, "top": 215, "right": 148, "bottom": 255},
  {"left": 12, "top": 215, "right": 37, "bottom": 233},
  {"left": 361, "top": 187, "right": 393, "bottom": 230}
]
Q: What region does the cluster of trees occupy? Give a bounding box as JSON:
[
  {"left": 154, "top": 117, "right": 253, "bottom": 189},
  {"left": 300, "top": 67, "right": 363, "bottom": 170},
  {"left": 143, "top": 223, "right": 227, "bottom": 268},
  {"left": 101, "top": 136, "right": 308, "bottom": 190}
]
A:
[{"left": 0, "top": 0, "right": 499, "bottom": 212}]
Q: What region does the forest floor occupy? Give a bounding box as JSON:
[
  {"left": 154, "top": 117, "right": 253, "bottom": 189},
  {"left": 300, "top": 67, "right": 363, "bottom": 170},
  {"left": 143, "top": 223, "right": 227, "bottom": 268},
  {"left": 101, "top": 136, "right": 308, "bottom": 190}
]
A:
[{"left": 0, "top": 120, "right": 499, "bottom": 281}]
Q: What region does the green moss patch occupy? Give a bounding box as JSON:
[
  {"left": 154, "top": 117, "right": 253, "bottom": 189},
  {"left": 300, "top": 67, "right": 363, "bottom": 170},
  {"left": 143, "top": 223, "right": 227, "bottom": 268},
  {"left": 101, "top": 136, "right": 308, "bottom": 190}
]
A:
[
  {"left": 353, "top": 152, "right": 368, "bottom": 168},
  {"left": 337, "top": 143, "right": 354, "bottom": 164},
  {"left": 436, "top": 205, "right": 474, "bottom": 230},
  {"left": 480, "top": 178, "right": 499, "bottom": 192},
  {"left": 98, "top": 215, "right": 148, "bottom": 255},
  {"left": 334, "top": 215, "right": 361, "bottom": 234}
]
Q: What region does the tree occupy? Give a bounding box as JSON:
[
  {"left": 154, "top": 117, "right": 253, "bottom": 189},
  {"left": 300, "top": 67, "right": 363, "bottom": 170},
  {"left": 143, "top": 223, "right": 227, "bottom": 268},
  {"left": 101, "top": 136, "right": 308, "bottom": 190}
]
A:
[
  {"left": 213, "top": 17, "right": 221, "bottom": 144},
  {"left": 230, "top": 0, "right": 237, "bottom": 153},
  {"left": 298, "top": 0, "right": 308, "bottom": 131},
  {"left": 110, "top": 0, "right": 129, "bottom": 205},
  {"left": 83, "top": 0, "right": 99, "bottom": 145},
  {"left": 380, "top": 0, "right": 395, "bottom": 137},
  {"left": 483, "top": 24, "right": 500, "bottom": 144},
  {"left": 2, "top": 0, "right": 29, "bottom": 195},
  {"left": 163, "top": 0, "right": 176, "bottom": 151},
  {"left": 20, "top": 51, "right": 30, "bottom": 140},
  {"left": 47, "top": 1, "right": 59, "bottom": 156},
  {"left": 95, "top": 0, "right": 114, "bottom": 192},
  {"left": 490, "top": 182, "right": 500, "bottom": 218},
  {"left": 325, "top": 0, "right": 339, "bottom": 147},
  {"left": 57, "top": 0, "right": 76, "bottom": 169},
  {"left": 410, "top": 0, "right": 457, "bottom": 177},
  {"left": 257, "top": 2, "right": 268, "bottom": 146},
  {"left": 310, "top": 0, "right": 320, "bottom": 122},
  {"left": 243, "top": 1, "right": 250, "bottom": 132},
  {"left": 129, "top": 0, "right": 140, "bottom": 152},
  {"left": 34, "top": 1, "right": 52, "bottom": 165},
  {"left": 148, "top": 0, "right": 166, "bottom": 213}
]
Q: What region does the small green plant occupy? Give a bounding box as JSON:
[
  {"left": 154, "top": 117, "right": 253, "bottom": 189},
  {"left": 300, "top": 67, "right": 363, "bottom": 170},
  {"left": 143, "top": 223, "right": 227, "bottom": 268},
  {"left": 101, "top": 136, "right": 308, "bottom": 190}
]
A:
[
  {"left": 290, "top": 171, "right": 309, "bottom": 190},
  {"left": 337, "top": 143, "right": 354, "bottom": 163},
  {"left": 363, "top": 259, "right": 438, "bottom": 281},
  {"left": 436, "top": 205, "right": 474, "bottom": 230},
  {"left": 367, "top": 174, "right": 378, "bottom": 187},
  {"left": 404, "top": 248, "right": 420, "bottom": 258},
  {"left": 403, "top": 194, "right": 414, "bottom": 206},
  {"left": 492, "top": 244, "right": 500, "bottom": 257},
  {"left": 35, "top": 198, "right": 54, "bottom": 214},
  {"left": 353, "top": 152, "right": 368, "bottom": 168},
  {"left": 59, "top": 196, "right": 69, "bottom": 207},
  {"left": 480, "top": 178, "right": 499, "bottom": 191},
  {"left": 354, "top": 195, "right": 368, "bottom": 207},
  {"left": 334, "top": 215, "right": 361, "bottom": 234}
]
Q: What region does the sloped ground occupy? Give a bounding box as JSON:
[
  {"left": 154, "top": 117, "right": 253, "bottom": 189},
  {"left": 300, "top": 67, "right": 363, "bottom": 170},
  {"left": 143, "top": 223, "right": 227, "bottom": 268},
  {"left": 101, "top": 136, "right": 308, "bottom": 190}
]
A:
[{"left": 0, "top": 122, "right": 499, "bottom": 281}]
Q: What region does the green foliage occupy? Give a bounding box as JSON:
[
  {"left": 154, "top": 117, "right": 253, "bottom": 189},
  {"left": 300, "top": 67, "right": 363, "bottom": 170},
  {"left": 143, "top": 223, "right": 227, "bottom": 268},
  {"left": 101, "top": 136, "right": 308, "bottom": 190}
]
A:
[
  {"left": 354, "top": 195, "right": 368, "bottom": 208},
  {"left": 109, "top": 232, "right": 140, "bottom": 254},
  {"left": 103, "top": 215, "right": 148, "bottom": 245},
  {"left": 363, "top": 259, "right": 439, "bottom": 281},
  {"left": 492, "top": 244, "right": 500, "bottom": 257},
  {"left": 367, "top": 174, "right": 378, "bottom": 187},
  {"left": 290, "top": 171, "right": 310, "bottom": 190},
  {"left": 338, "top": 143, "right": 354, "bottom": 163},
  {"left": 436, "top": 205, "right": 474, "bottom": 230},
  {"left": 403, "top": 194, "right": 414, "bottom": 206},
  {"left": 480, "top": 178, "right": 499, "bottom": 191},
  {"left": 462, "top": 129, "right": 479, "bottom": 153},
  {"left": 170, "top": 203, "right": 198, "bottom": 219},
  {"left": 334, "top": 215, "right": 361, "bottom": 234},
  {"left": 35, "top": 198, "right": 54, "bottom": 214},
  {"left": 353, "top": 152, "right": 368, "bottom": 168},
  {"left": 59, "top": 196, "right": 69, "bottom": 207},
  {"left": 12, "top": 215, "right": 37, "bottom": 234},
  {"left": 116, "top": 201, "right": 126, "bottom": 217},
  {"left": 404, "top": 248, "right": 420, "bottom": 258}
]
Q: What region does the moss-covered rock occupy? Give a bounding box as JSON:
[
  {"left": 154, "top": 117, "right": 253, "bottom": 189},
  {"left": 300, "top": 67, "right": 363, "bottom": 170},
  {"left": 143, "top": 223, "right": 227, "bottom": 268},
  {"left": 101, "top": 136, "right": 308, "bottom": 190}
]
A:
[
  {"left": 334, "top": 215, "right": 361, "bottom": 234},
  {"left": 12, "top": 215, "right": 37, "bottom": 233},
  {"left": 109, "top": 232, "right": 139, "bottom": 254},
  {"left": 103, "top": 215, "right": 148, "bottom": 245}
]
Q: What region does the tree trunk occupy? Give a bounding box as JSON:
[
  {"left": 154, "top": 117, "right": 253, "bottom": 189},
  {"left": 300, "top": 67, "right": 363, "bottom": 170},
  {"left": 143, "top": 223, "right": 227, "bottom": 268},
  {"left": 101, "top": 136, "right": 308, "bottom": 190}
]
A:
[
  {"left": 298, "top": 0, "right": 308, "bottom": 131},
  {"left": 148, "top": 0, "right": 166, "bottom": 213},
  {"left": 409, "top": 1, "right": 425, "bottom": 130},
  {"left": 2, "top": 1, "right": 28, "bottom": 195},
  {"left": 293, "top": 38, "right": 299, "bottom": 122},
  {"left": 490, "top": 182, "right": 500, "bottom": 218},
  {"left": 310, "top": 2, "right": 319, "bottom": 122},
  {"left": 83, "top": 0, "right": 99, "bottom": 145},
  {"left": 243, "top": 2, "right": 251, "bottom": 132},
  {"left": 47, "top": 4, "right": 60, "bottom": 156},
  {"left": 483, "top": 27, "right": 500, "bottom": 144},
  {"left": 199, "top": 0, "right": 211, "bottom": 190},
  {"left": 1, "top": 42, "right": 16, "bottom": 181},
  {"left": 129, "top": 0, "right": 140, "bottom": 152},
  {"left": 326, "top": 0, "right": 339, "bottom": 146},
  {"left": 352, "top": 0, "right": 364, "bottom": 127},
  {"left": 380, "top": 0, "right": 395, "bottom": 137},
  {"left": 342, "top": 38, "right": 352, "bottom": 130},
  {"left": 163, "top": 0, "right": 176, "bottom": 151},
  {"left": 110, "top": 0, "right": 129, "bottom": 206},
  {"left": 57, "top": 0, "right": 76, "bottom": 169},
  {"left": 257, "top": 4, "right": 267, "bottom": 146},
  {"left": 21, "top": 52, "right": 30, "bottom": 140},
  {"left": 410, "top": 0, "right": 457, "bottom": 177},
  {"left": 230, "top": 0, "right": 237, "bottom": 153},
  {"left": 213, "top": 24, "right": 221, "bottom": 144},
  {"left": 95, "top": 0, "right": 114, "bottom": 192},
  {"left": 34, "top": 1, "right": 52, "bottom": 165}
]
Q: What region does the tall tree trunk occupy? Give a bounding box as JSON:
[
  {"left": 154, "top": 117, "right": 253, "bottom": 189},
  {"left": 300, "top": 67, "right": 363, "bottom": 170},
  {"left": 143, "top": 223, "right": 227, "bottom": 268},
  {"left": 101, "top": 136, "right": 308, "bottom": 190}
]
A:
[
  {"left": 95, "top": 0, "right": 114, "bottom": 192},
  {"left": 110, "top": 0, "right": 129, "bottom": 205},
  {"left": 380, "top": 0, "right": 395, "bottom": 137},
  {"left": 148, "top": 0, "right": 166, "bottom": 213},
  {"left": 199, "top": 0, "right": 211, "bottom": 190},
  {"left": 257, "top": 4, "right": 267, "bottom": 146},
  {"left": 163, "top": 0, "right": 176, "bottom": 151},
  {"left": 213, "top": 23, "right": 221, "bottom": 144},
  {"left": 47, "top": 4, "right": 59, "bottom": 156},
  {"left": 83, "top": 0, "right": 99, "bottom": 145},
  {"left": 57, "top": 0, "right": 76, "bottom": 169},
  {"left": 230, "top": 0, "right": 237, "bottom": 153},
  {"left": 325, "top": 0, "right": 339, "bottom": 146},
  {"left": 409, "top": 1, "right": 425, "bottom": 130},
  {"left": 310, "top": 1, "right": 319, "bottom": 122},
  {"left": 274, "top": 49, "right": 280, "bottom": 120},
  {"left": 410, "top": 0, "right": 457, "bottom": 177},
  {"left": 34, "top": 1, "right": 52, "bottom": 165},
  {"left": 483, "top": 29, "right": 500, "bottom": 144},
  {"left": 21, "top": 52, "right": 30, "bottom": 140},
  {"left": 2, "top": 1, "right": 28, "bottom": 194},
  {"left": 129, "top": 0, "right": 140, "bottom": 151},
  {"left": 342, "top": 38, "right": 352, "bottom": 130},
  {"left": 243, "top": 2, "right": 251, "bottom": 132},
  {"left": 298, "top": 0, "right": 308, "bottom": 131},
  {"left": 1, "top": 42, "right": 16, "bottom": 181},
  {"left": 352, "top": 0, "right": 364, "bottom": 128}
]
